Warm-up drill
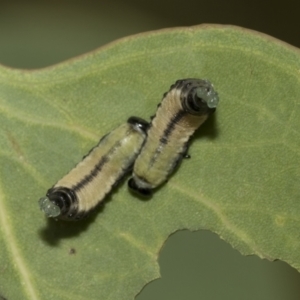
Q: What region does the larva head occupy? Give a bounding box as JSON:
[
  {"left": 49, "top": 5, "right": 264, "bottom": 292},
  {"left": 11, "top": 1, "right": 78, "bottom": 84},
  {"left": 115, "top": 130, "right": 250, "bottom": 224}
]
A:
[
  {"left": 177, "top": 79, "right": 219, "bottom": 115},
  {"left": 128, "top": 177, "right": 153, "bottom": 197},
  {"left": 127, "top": 116, "right": 149, "bottom": 134}
]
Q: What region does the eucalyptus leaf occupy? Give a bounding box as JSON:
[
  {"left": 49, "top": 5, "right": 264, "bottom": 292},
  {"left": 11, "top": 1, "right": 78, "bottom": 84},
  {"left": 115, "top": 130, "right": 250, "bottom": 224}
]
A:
[{"left": 0, "top": 24, "right": 299, "bottom": 300}]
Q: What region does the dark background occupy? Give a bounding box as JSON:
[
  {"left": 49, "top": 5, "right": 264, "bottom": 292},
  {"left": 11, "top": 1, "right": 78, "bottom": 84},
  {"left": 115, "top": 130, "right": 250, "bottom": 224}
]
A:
[
  {"left": 0, "top": 0, "right": 299, "bottom": 69},
  {"left": 1, "top": 1, "right": 299, "bottom": 299}
]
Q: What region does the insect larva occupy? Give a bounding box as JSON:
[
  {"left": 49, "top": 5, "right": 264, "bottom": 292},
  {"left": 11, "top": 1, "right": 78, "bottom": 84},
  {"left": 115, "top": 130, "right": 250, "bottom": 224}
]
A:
[
  {"left": 38, "top": 117, "right": 148, "bottom": 221},
  {"left": 128, "top": 78, "right": 219, "bottom": 196}
]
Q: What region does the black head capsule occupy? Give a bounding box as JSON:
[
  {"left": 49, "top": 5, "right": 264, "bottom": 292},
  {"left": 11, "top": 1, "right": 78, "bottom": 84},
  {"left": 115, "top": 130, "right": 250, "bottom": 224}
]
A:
[
  {"left": 128, "top": 177, "right": 152, "bottom": 197},
  {"left": 127, "top": 116, "right": 149, "bottom": 133}
]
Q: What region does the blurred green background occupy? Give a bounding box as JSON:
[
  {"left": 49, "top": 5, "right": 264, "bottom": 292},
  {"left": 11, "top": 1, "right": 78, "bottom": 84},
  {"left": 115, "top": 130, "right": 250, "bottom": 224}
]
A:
[{"left": 1, "top": 1, "right": 299, "bottom": 299}]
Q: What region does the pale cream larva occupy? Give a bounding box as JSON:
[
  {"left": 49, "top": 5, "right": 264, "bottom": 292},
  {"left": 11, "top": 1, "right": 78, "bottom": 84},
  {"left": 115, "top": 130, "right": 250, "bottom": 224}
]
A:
[
  {"left": 38, "top": 117, "right": 148, "bottom": 221},
  {"left": 128, "top": 79, "right": 219, "bottom": 197}
]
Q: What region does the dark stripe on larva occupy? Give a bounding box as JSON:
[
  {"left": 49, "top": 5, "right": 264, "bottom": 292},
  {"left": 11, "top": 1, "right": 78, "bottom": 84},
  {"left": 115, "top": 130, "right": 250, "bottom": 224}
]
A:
[
  {"left": 149, "top": 109, "right": 186, "bottom": 167},
  {"left": 159, "top": 109, "right": 186, "bottom": 145},
  {"left": 73, "top": 140, "right": 122, "bottom": 192}
]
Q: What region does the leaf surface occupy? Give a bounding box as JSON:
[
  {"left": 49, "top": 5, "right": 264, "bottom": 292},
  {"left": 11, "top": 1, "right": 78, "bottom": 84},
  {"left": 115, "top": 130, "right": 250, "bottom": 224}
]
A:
[{"left": 0, "top": 24, "right": 300, "bottom": 299}]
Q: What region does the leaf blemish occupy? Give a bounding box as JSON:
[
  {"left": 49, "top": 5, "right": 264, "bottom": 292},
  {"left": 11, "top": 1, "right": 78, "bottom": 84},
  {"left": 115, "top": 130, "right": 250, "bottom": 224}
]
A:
[
  {"left": 275, "top": 215, "right": 286, "bottom": 226},
  {"left": 6, "top": 131, "right": 25, "bottom": 161},
  {"left": 69, "top": 248, "right": 76, "bottom": 255}
]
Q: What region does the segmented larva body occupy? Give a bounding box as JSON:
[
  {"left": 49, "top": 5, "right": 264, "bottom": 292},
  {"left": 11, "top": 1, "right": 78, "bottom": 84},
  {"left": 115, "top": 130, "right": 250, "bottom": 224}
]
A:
[
  {"left": 128, "top": 79, "right": 219, "bottom": 196},
  {"left": 39, "top": 117, "right": 148, "bottom": 221}
]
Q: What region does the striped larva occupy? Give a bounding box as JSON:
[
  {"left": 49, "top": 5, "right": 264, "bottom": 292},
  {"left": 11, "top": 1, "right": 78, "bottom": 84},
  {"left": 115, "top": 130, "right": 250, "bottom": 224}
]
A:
[
  {"left": 38, "top": 117, "right": 148, "bottom": 221},
  {"left": 128, "top": 78, "right": 219, "bottom": 196}
]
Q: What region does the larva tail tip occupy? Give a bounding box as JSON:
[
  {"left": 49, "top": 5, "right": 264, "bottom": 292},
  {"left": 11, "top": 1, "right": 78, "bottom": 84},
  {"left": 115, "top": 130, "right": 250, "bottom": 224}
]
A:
[
  {"left": 196, "top": 86, "right": 219, "bottom": 109},
  {"left": 38, "top": 196, "right": 61, "bottom": 218}
]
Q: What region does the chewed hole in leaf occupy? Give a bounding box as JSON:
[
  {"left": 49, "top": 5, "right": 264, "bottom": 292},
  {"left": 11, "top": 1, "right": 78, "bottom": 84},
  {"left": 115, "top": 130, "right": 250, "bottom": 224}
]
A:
[{"left": 136, "top": 231, "right": 300, "bottom": 299}]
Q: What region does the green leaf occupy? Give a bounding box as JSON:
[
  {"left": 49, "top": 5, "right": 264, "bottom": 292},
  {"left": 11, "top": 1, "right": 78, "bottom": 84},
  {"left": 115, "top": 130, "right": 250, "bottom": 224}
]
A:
[{"left": 0, "top": 24, "right": 299, "bottom": 299}]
